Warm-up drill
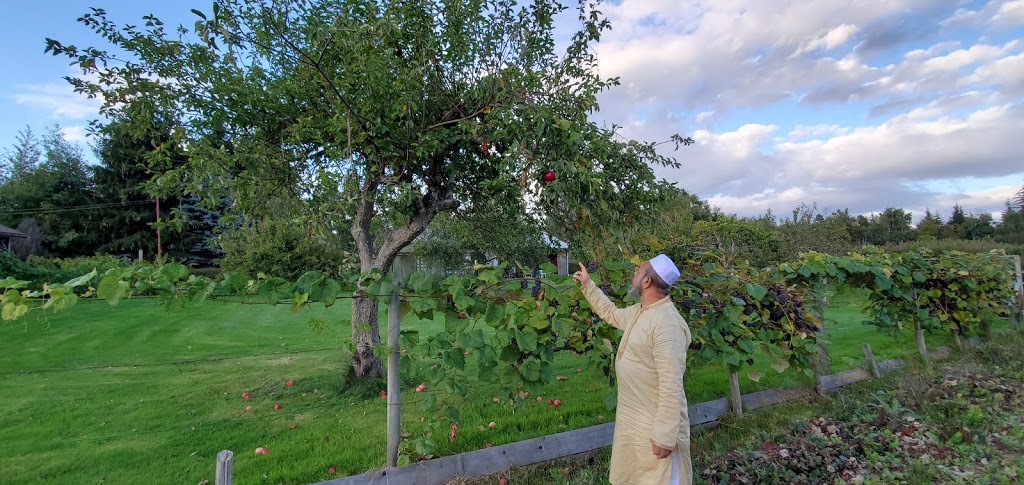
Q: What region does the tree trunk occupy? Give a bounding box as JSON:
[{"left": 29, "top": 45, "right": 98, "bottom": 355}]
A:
[
  {"left": 351, "top": 295, "right": 386, "bottom": 377},
  {"left": 347, "top": 171, "right": 459, "bottom": 378}
]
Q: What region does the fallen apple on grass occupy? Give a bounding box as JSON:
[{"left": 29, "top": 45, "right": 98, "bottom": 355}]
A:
[
  {"left": 286, "top": 380, "right": 294, "bottom": 387},
  {"left": 254, "top": 447, "right": 269, "bottom": 455},
  {"left": 245, "top": 406, "right": 253, "bottom": 411},
  {"left": 242, "top": 392, "right": 251, "bottom": 399},
  {"left": 273, "top": 404, "right": 282, "bottom": 410},
  {"left": 328, "top": 466, "right": 337, "bottom": 474}
]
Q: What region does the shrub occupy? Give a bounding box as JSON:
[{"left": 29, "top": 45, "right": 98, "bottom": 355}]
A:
[{"left": 217, "top": 218, "right": 356, "bottom": 280}]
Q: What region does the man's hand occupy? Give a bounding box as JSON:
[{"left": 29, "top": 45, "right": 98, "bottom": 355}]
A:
[
  {"left": 651, "top": 442, "right": 673, "bottom": 459},
  {"left": 572, "top": 262, "right": 591, "bottom": 286}
]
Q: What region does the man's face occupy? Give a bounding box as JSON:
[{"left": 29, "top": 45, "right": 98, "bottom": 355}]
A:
[{"left": 628, "top": 262, "right": 650, "bottom": 298}]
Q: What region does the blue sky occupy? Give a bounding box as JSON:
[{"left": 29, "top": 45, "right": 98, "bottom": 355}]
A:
[{"left": 3, "top": 1, "right": 1023, "bottom": 221}]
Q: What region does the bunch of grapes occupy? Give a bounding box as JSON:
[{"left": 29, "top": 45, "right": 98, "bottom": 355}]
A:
[
  {"left": 587, "top": 261, "right": 599, "bottom": 272},
  {"left": 599, "top": 281, "right": 611, "bottom": 294},
  {"left": 530, "top": 278, "right": 541, "bottom": 298},
  {"left": 765, "top": 284, "right": 812, "bottom": 332},
  {"left": 520, "top": 278, "right": 529, "bottom": 291}
]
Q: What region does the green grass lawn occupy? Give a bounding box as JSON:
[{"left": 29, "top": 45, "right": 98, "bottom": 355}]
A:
[{"left": 0, "top": 289, "right": 978, "bottom": 484}]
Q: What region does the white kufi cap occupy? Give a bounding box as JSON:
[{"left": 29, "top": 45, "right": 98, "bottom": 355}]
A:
[{"left": 649, "top": 254, "right": 680, "bottom": 286}]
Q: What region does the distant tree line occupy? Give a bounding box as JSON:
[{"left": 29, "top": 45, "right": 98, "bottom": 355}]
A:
[{"left": 3, "top": 123, "right": 1022, "bottom": 275}]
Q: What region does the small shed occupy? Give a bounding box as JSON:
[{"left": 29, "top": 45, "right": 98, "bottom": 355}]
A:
[
  {"left": 542, "top": 233, "right": 570, "bottom": 276},
  {"left": 0, "top": 225, "right": 27, "bottom": 253}
]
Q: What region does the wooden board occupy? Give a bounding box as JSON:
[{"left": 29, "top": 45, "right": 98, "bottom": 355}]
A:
[{"left": 321, "top": 360, "right": 915, "bottom": 484}]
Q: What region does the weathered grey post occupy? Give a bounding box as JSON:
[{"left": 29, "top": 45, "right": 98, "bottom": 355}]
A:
[
  {"left": 386, "top": 285, "right": 402, "bottom": 468},
  {"left": 862, "top": 343, "right": 880, "bottom": 378},
  {"left": 728, "top": 366, "right": 742, "bottom": 417},
  {"left": 951, "top": 330, "right": 964, "bottom": 351},
  {"left": 810, "top": 297, "right": 831, "bottom": 397},
  {"left": 914, "top": 316, "right": 929, "bottom": 364},
  {"left": 911, "top": 289, "right": 929, "bottom": 364},
  {"left": 215, "top": 450, "right": 233, "bottom": 485},
  {"left": 1010, "top": 255, "right": 1023, "bottom": 328}
]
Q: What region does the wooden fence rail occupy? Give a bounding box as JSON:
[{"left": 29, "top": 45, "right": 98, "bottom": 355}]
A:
[{"left": 311, "top": 352, "right": 936, "bottom": 485}]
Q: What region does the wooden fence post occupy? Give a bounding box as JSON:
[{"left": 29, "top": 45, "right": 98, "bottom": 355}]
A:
[
  {"left": 951, "top": 330, "right": 963, "bottom": 351},
  {"left": 386, "top": 285, "right": 402, "bottom": 468},
  {"left": 728, "top": 366, "right": 743, "bottom": 417},
  {"left": 862, "top": 343, "right": 880, "bottom": 378},
  {"left": 215, "top": 450, "right": 233, "bottom": 485}
]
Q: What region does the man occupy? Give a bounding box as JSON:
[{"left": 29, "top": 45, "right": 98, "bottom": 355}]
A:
[{"left": 573, "top": 254, "right": 692, "bottom": 484}]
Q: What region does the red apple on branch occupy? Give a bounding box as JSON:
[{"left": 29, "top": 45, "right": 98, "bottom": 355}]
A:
[{"left": 542, "top": 170, "right": 556, "bottom": 182}]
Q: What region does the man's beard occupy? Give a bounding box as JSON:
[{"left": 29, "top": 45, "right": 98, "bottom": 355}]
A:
[{"left": 627, "top": 284, "right": 641, "bottom": 298}]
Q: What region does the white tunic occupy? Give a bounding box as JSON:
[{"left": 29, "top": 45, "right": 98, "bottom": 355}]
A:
[{"left": 581, "top": 280, "right": 693, "bottom": 485}]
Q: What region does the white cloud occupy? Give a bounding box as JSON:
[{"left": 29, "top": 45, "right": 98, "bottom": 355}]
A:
[
  {"left": 593, "top": 0, "right": 957, "bottom": 115},
  {"left": 787, "top": 124, "right": 851, "bottom": 140},
  {"left": 791, "top": 24, "right": 861, "bottom": 57},
  {"left": 694, "top": 111, "right": 715, "bottom": 125},
  {"left": 12, "top": 81, "right": 100, "bottom": 120},
  {"left": 992, "top": 0, "right": 1024, "bottom": 28},
  {"left": 969, "top": 52, "right": 1024, "bottom": 92},
  {"left": 576, "top": 1, "right": 1024, "bottom": 219},
  {"left": 60, "top": 125, "right": 89, "bottom": 143},
  {"left": 930, "top": 183, "right": 1022, "bottom": 215},
  {"left": 648, "top": 101, "right": 1024, "bottom": 218}
]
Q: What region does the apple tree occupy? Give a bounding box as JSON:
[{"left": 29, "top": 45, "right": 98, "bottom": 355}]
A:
[{"left": 45, "top": 0, "right": 687, "bottom": 377}]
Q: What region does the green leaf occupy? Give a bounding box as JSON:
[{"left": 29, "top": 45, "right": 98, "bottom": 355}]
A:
[
  {"left": 258, "top": 277, "right": 293, "bottom": 304},
  {"left": 290, "top": 292, "right": 310, "bottom": 314},
  {"left": 314, "top": 278, "right": 341, "bottom": 307},
  {"left": 443, "top": 349, "right": 466, "bottom": 370},
  {"left": 295, "top": 271, "right": 324, "bottom": 292},
  {"left": 97, "top": 276, "right": 130, "bottom": 306},
  {"left": 2, "top": 303, "right": 29, "bottom": 321},
  {"left": 452, "top": 290, "right": 474, "bottom": 311},
  {"left": 44, "top": 290, "right": 78, "bottom": 313},
  {"left": 407, "top": 271, "right": 437, "bottom": 293},
  {"left": 499, "top": 345, "right": 520, "bottom": 363},
  {"left": 745, "top": 283, "right": 767, "bottom": 301},
  {"left": 63, "top": 270, "right": 97, "bottom": 289},
  {"left": 219, "top": 272, "right": 249, "bottom": 292},
  {"left": 444, "top": 406, "right": 461, "bottom": 425},
  {"left": 399, "top": 300, "right": 414, "bottom": 320},
  {"left": 516, "top": 328, "right": 538, "bottom": 352},
  {"left": 746, "top": 369, "right": 763, "bottom": 382},
  {"left": 191, "top": 8, "right": 207, "bottom": 20},
  {"left": 553, "top": 315, "right": 571, "bottom": 336},
  {"left": 158, "top": 263, "right": 189, "bottom": 282},
  {"left": 483, "top": 302, "right": 505, "bottom": 326},
  {"left": 444, "top": 312, "right": 470, "bottom": 335},
  {"left": 417, "top": 392, "right": 436, "bottom": 412},
  {"left": 771, "top": 359, "right": 790, "bottom": 373},
  {"left": 0, "top": 277, "right": 29, "bottom": 290},
  {"left": 522, "top": 360, "right": 541, "bottom": 381}
]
